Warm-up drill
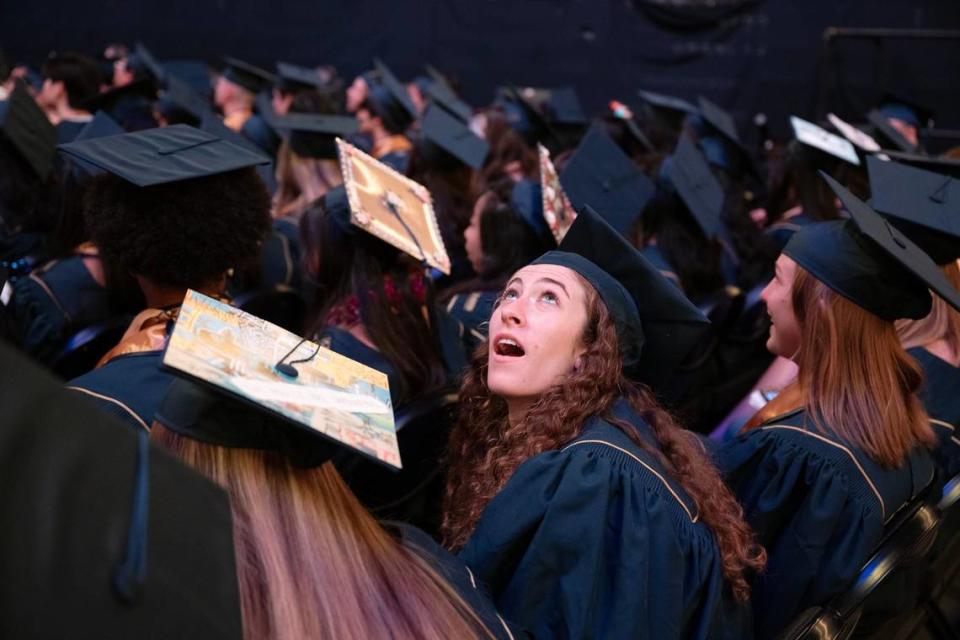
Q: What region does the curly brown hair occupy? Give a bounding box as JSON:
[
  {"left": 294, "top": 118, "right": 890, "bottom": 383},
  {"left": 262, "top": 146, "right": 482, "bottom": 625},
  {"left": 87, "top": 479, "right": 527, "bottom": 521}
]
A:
[{"left": 442, "top": 281, "right": 766, "bottom": 602}]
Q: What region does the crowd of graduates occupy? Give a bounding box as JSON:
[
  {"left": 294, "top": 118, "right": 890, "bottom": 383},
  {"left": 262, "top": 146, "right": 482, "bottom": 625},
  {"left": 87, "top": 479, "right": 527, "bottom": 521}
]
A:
[{"left": 1, "top": 40, "right": 960, "bottom": 639}]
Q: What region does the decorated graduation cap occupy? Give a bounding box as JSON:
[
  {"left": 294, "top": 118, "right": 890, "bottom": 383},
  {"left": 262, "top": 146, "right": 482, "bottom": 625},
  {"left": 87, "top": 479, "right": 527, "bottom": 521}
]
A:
[
  {"left": 538, "top": 143, "right": 576, "bottom": 243},
  {"left": 827, "top": 112, "right": 884, "bottom": 156},
  {"left": 418, "top": 102, "right": 489, "bottom": 170},
  {"left": 783, "top": 172, "right": 960, "bottom": 321},
  {"left": 790, "top": 115, "right": 860, "bottom": 166},
  {"left": 58, "top": 124, "right": 270, "bottom": 187},
  {"left": 559, "top": 123, "right": 655, "bottom": 236},
  {"left": 337, "top": 138, "right": 451, "bottom": 274},
  {"left": 275, "top": 61, "right": 324, "bottom": 93},
  {"left": 0, "top": 341, "right": 242, "bottom": 637},
  {"left": 365, "top": 59, "right": 417, "bottom": 134},
  {"left": 879, "top": 92, "right": 935, "bottom": 130},
  {"left": 531, "top": 204, "right": 709, "bottom": 390},
  {"left": 867, "top": 155, "right": 960, "bottom": 264},
  {"left": 157, "top": 289, "right": 401, "bottom": 469},
  {"left": 660, "top": 133, "right": 725, "bottom": 238},
  {"left": 0, "top": 82, "right": 58, "bottom": 178},
  {"left": 867, "top": 109, "right": 917, "bottom": 153},
  {"left": 220, "top": 56, "right": 276, "bottom": 94},
  {"left": 272, "top": 112, "right": 357, "bottom": 160}
]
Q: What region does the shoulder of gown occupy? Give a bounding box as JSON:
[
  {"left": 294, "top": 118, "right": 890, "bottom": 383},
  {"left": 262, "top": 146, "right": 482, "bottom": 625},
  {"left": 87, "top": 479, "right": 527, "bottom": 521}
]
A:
[
  {"left": 908, "top": 346, "right": 960, "bottom": 482},
  {"left": 717, "top": 408, "right": 935, "bottom": 637},
  {"left": 66, "top": 350, "right": 174, "bottom": 432},
  {"left": 460, "top": 399, "right": 750, "bottom": 640},
  {"left": 259, "top": 215, "right": 304, "bottom": 290},
  {"left": 445, "top": 289, "right": 498, "bottom": 349}
]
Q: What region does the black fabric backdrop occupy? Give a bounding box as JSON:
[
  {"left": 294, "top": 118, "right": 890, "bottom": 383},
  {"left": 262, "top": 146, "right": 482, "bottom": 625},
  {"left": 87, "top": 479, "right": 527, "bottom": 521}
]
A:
[{"left": 4, "top": 0, "right": 960, "bottom": 145}]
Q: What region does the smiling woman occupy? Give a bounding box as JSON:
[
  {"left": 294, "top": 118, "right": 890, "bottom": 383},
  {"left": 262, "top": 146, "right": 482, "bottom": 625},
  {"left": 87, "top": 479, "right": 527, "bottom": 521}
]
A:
[{"left": 443, "top": 207, "right": 765, "bottom": 639}]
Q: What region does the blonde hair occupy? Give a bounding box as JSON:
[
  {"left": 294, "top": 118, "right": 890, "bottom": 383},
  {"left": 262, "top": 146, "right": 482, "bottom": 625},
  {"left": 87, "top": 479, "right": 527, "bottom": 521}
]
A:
[
  {"left": 897, "top": 261, "right": 960, "bottom": 359},
  {"left": 150, "top": 424, "right": 495, "bottom": 640},
  {"left": 272, "top": 141, "right": 343, "bottom": 219},
  {"left": 792, "top": 267, "right": 934, "bottom": 467}
]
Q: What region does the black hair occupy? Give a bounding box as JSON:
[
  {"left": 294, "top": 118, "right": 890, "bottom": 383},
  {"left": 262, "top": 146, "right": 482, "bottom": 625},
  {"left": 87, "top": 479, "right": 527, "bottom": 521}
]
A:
[
  {"left": 638, "top": 186, "right": 725, "bottom": 304},
  {"left": 83, "top": 168, "right": 271, "bottom": 290},
  {"left": 0, "top": 138, "right": 61, "bottom": 242},
  {"left": 42, "top": 51, "right": 102, "bottom": 110},
  {"left": 300, "top": 198, "right": 448, "bottom": 404}
]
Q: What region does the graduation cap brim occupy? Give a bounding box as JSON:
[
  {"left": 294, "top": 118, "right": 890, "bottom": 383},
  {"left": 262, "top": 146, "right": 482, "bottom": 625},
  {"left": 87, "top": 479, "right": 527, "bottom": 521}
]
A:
[
  {"left": 822, "top": 171, "right": 960, "bottom": 313},
  {"left": 272, "top": 112, "right": 357, "bottom": 159},
  {"left": 133, "top": 42, "right": 165, "bottom": 85},
  {"left": 881, "top": 151, "right": 960, "bottom": 179},
  {"left": 58, "top": 124, "right": 270, "bottom": 187},
  {"left": 554, "top": 205, "right": 710, "bottom": 391},
  {"left": 420, "top": 103, "right": 489, "bottom": 170},
  {"left": 337, "top": 137, "right": 451, "bottom": 274},
  {"left": 221, "top": 56, "right": 276, "bottom": 94},
  {"left": 559, "top": 123, "right": 655, "bottom": 236},
  {"left": 667, "top": 134, "right": 725, "bottom": 238},
  {"left": 0, "top": 82, "right": 58, "bottom": 178},
  {"left": 697, "top": 96, "right": 742, "bottom": 149},
  {"left": 0, "top": 341, "right": 241, "bottom": 637},
  {"left": 425, "top": 81, "right": 473, "bottom": 123},
  {"left": 275, "top": 61, "right": 324, "bottom": 91},
  {"left": 372, "top": 59, "right": 417, "bottom": 120},
  {"left": 637, "top": 89, "right": 697, "bottom": 115},
  {"left": 866, "top": 155, "right": 960, "bottom": 263},
  {"left": 867, "top": 109, "right": 917, "bottom": 153}
]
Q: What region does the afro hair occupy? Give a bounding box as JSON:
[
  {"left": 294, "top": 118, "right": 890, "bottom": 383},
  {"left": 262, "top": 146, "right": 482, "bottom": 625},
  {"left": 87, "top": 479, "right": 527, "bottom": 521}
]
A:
[{"left": 84, "top": 167, "right": 271, "bottom": 289}]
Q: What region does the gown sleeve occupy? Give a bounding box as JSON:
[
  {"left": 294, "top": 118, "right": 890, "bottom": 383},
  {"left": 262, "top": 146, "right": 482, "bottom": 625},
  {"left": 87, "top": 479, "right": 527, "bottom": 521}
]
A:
[
  {"left": 461, "top": 440, "right": 746, "bottom": 640},
  {"left": 718, "top": 429, "right": 885, "bottom": 638},
  {"left": 10, "top": 275, "right": 69, "bottom": 363}
]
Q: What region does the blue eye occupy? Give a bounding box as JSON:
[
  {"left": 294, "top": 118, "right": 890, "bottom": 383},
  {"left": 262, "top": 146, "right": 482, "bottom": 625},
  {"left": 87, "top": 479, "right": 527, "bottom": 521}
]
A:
[
  {"left": 540, "top": 290, "right": 559, "bottom": 305},
  {"left": 502, "top": 288, "right": 519, "bottom": 301}
]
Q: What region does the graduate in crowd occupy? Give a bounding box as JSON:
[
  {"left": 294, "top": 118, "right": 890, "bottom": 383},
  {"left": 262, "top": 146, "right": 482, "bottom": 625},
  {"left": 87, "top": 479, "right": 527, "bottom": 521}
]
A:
[
  {"left": 10, "top": 111, "right": 144, "bottom": 363},
  {"left": 214, "top": 57, "right": 274, "bottom": 133},
  {"left": 444, "top": 177, "right": 554, "bottom": 350},
  {"left": 261, "top": 112, "right": 355, "bottom": 292},
  {"left": 444, "top": 205, "right": 765, "bottom": 639},
  {"left": 717, "top": 175, "right": 955, "bottom": 638},
  {"left": 150, "top": 325, "right": 517, "bottom": 639},
  {"left": 868, "top": 156, "right": 960, "bottom": 482},
  {"left": 34, "top": 51, "right": 101, "bottom": 143},
  {"left": 62, "top": 125, "right": 271, "bottom": 430},
  {"left": 301, "top": 145, "right": 466, "bottom": 406},
  {"left": 353, "top": 61, "right": 417, "bottom": 172}
]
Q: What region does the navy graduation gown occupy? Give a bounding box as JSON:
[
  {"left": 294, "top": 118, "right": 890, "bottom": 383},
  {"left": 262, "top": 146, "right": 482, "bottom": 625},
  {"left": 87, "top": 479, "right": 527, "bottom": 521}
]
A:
[
  {"left": 909, "top": 346, "right": 960, "bottom": 482},
  {"left": 444, "top": 289, "right": 498, "bottom": 351},
  {"left": 259, "top": 214, "right": 304, "bottom": 291},
  {"left": 460, "top": 398, "right": 750, "bottom": 640},
  {"left": 10, "top": 255, "right": 111, "bottom": 363},
  {"left": 718, "top": 407, "right": 935, "bottom": 638},
  {"left": 66, "top": 350, "right": 174, "bottom": 431},
  {"left": 394, "top": 523, "right": 524, "bottom": 639}
]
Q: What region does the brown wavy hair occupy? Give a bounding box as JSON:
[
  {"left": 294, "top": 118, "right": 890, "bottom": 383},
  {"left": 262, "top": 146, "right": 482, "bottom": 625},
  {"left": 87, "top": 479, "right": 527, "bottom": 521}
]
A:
[
  {"left": 790, "top": 267, "right": 935, "bottom": 467},
  {"left": 151, "top": 425, "right": 497, "bottom": 640},
  {"left": 441, "top": 281, "right": 766, "bottom": 602}
]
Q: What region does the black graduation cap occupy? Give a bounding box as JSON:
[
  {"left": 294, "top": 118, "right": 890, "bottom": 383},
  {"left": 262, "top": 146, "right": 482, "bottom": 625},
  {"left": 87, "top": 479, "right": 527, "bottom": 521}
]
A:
[
  {"left": 366, "top": 59, "right": 417, "bottom": 133},
  {"left": 559, "top": 123, "right": 655, "bottom": 236},
  {"left": 697, "top": 97, "right": 742, "bottom": 147},
  {"left": 0, "top": 341, "right": 241, "bottom": 638},
  {"left": 273, "top": 112, "right": 357, "bottom": 159},
  {"left": 881, "top": 150, "right": 960, "bottom": 179},
  {"left": 66, "top": 111, "right": 125, "bottom": 179},
  {"left": 58, "top": 124, "right": 270, "bottom": 187},
  {"left": 867, "top": 109, "right": 917, "bottom": 153},
  {"left": 275, "top": 61, "right": 323, "bottom": 93},
  {"left": 200, "top": 113, "right": 276, "bottom": 186},
  {"left": 156, "top": 74, "right": 213, "bottom": 124},
  {"left": 419, "top": 103, "right": 489, "bottom": 170},
  {"left": 784, "top": 172, "right": 960, "bottom": 321},
  {"left": 542, "top": 87, "right": 586, "bottom": 125},
  {"left": 662, "top": 133, "right": 724, "bottom": 238},
  {"left": 131, "top": 42, "right": 165, "bottom": 85},
  {"left": 425, "top": 81, "right": 473, "bottom": 123},
  {"left": 866, "top": 155, "right": 960, "bottom": 264},
  {"left": 637, "top": 89, "right": 697, "bottom": 116},
  {"left": 221, "top": 56, "right": 276, "bottom": 94},
  {"left": 609, "top": 100, "right": 655, "bottom": 154},
  {"left": 532, "top": 204, "right": 709, "bottom": 391},
  {"left": 0, "top": 82, "right": 58, "bottom": 179},
  {"left": 879, "top": 92, "right": 935, "bottom": 130},
  {"left": 511, "top": 178, "right": 548, "bottom": 237},
  {"left": 163, "top": 59, "right": 213, "bottom": 98},
  {"left": 81, "top": 77, "right": 158, "bottom": 113},
  {"left": 499, "top": 84, "right": 559, "bottom": 145}
]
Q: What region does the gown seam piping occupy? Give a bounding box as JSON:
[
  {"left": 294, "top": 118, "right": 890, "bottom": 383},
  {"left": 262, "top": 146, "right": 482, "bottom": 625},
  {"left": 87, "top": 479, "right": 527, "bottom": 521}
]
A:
[{"left": 66, "top": 386, "right": 150, "bottom": 432}]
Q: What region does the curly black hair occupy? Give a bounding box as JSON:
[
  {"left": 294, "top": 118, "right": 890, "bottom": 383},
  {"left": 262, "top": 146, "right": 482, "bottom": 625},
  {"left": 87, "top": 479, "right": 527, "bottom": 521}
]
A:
[{"left": 84, "top": 167, "right": 271, "bottom": 289}]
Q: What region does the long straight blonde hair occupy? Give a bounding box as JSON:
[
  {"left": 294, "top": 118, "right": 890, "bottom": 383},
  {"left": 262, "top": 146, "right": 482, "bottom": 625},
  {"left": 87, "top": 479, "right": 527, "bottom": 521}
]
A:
[
  {"left": 897, "top": 261, "right": 960, "bottom": 361},
  {"left": 791, "top": 267, "right": 934, "bottom": 467},
  {"left": 150, "top": 425, "right": 495, "bottom": 640}
]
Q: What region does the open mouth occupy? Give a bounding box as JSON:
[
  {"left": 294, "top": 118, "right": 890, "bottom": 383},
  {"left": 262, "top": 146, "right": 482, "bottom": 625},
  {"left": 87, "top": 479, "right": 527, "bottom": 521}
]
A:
[{"left": 494, "top": 336, "right": 526, "bottom": 357}]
